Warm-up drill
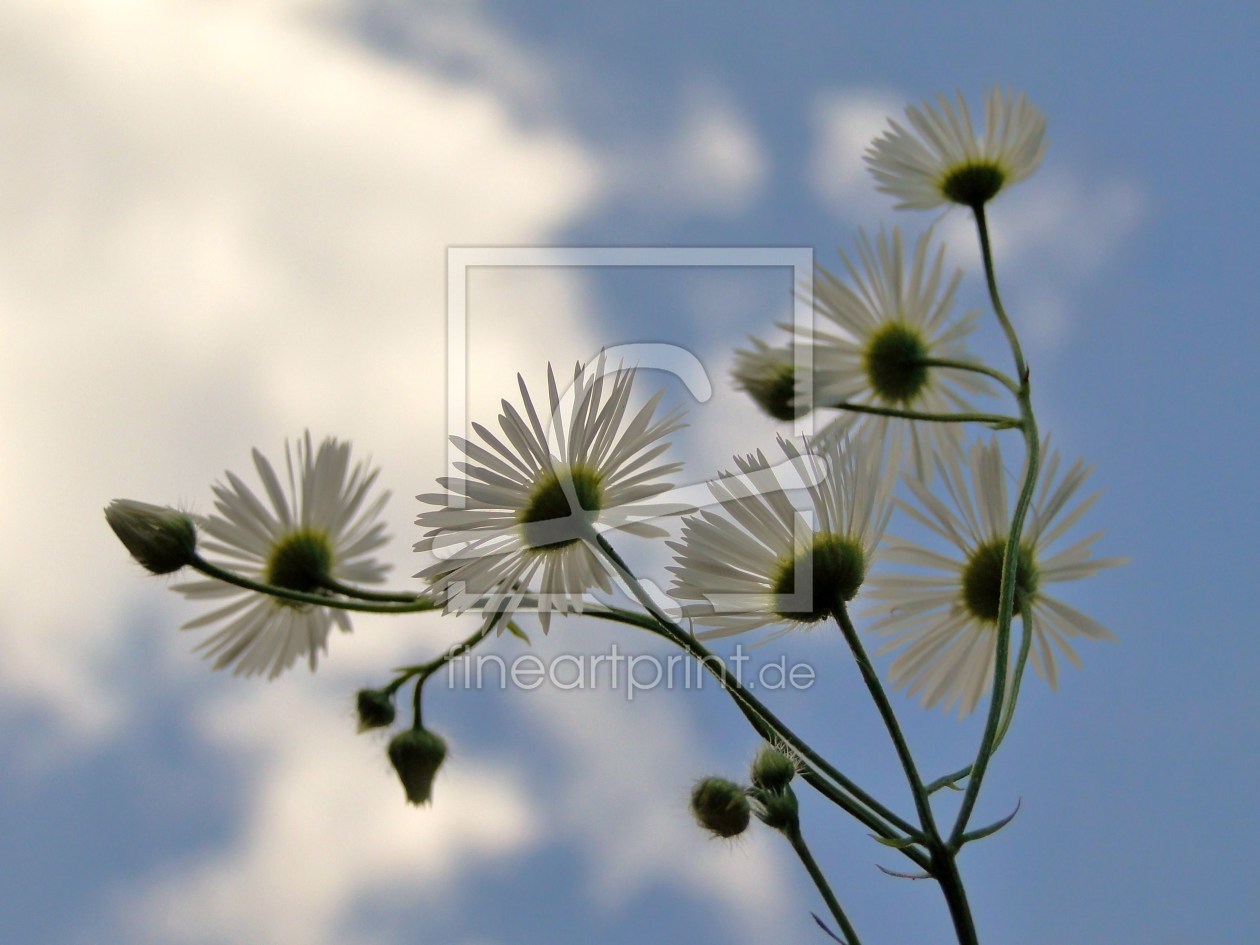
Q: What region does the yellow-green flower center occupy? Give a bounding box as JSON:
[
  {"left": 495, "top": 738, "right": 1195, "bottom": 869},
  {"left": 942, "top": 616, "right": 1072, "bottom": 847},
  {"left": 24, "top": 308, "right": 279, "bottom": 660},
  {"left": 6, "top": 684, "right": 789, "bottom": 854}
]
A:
[
  {"left": 265, "top": 528, "right": 334, "bottom": 604},
  {"left": 960, "top": 537, "right": 1039, "bottom": 623},
  {"left": 940, "top": 162, "right": 1006, "bottom": 208},
  {"left": 518, "top": 465, "right": 605, "bottom": 551},
  {"left": 863, "top": 321, "right": 930, "bottom": 405},
  {"left": 770, "top": 533, "right": 867, "bottom": 623}
]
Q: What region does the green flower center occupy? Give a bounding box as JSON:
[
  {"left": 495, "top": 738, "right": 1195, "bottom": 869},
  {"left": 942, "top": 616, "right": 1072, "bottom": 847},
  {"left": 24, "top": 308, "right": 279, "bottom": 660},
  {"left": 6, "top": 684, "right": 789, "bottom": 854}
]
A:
[
  {"left": 940, "top": 162, "right": 1006, "bottom": 208},
  {"left": 960, "top": 537, "right": 1039, "bottom": 623},
  {"left": 747, "top": 364, "right": 805, "bottom": 423},
  {"left": 863, "top": 321, "right": 930, "bottom": 405},
  {"left": 770, "top": 533, "right": 867, "bottom": 623},
  {"left": 518, "top": 465, "right": 606, "bottom": 551},
  {"left": 265, "top": 528, "right": 334, "bottom": 605}
]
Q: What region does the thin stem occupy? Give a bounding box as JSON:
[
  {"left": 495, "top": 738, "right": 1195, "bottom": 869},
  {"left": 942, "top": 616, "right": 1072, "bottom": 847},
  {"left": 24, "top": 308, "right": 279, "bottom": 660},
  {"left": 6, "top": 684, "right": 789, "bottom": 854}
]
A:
[
  {"left": 821, "top": 400, "right": 1020, "bottom": 428},
  {"left": 993, "top": 611, "right": 1035, "bottom": 747},
  {"left": 925, "top": 614, "right": 1035, "bottom": 796},
  {"left": 319, "top": 577, "right": 427, "bottom": 604},
  {"left": 586, "top": 531, "right": 927, "bottom": 849},
  {"left": 411, "top": 671, "right": 424, "bottom": 727},
  {"left": 974, "top": 204, "right": 1026, "bottom": 382},
  {"left": 932, "top": 847, "right": 980, "bottom": 945},
  {"left": 949, "top": 206, "right": 1042, "bottom": 844},
  {"left": 950, "top": 384, "right": 1038, "bottom": 849},
  {"left": 831, "top": 604, "right": 939, "bottom": 838},
  {"left": 394, "top": 620, "right": 497, "bottom": 685},
  {"left": 785, "top": 819, "right": 864, "bottom": 945},
  {"left": 402, "top": 618, "right": 500, "bottom": 731},
  {"left": 191, "top": 556, "right": 437, "bottom": 614},
  {"left": 918, "top": 357, "right": 1020, "bottom": 397}
]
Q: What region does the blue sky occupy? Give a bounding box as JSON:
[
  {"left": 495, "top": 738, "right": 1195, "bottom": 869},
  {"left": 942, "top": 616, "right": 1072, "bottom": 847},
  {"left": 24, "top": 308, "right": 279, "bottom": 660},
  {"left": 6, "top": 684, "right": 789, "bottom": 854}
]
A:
[{"left": 1, "top": 1, "right": 1257, "bottom": 943}]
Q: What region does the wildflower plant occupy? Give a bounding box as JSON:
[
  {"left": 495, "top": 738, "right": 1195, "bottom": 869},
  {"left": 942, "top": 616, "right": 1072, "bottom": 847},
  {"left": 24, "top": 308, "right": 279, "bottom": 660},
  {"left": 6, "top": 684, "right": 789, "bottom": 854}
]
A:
[{"left": 107, "top": 87, "right": 1121, "bottom": 944}]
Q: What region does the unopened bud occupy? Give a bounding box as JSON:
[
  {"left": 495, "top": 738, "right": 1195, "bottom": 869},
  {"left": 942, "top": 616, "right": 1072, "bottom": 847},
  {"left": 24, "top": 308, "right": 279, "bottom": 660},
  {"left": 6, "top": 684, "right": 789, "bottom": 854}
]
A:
[
  {"left": 750, "top": 745, "right": 796, "bottom": 793},
  {"left": 105, "top": 500, "right": 197, "bottom": 575},
  {"left": 690, "top": 776, "right": 751, "bottom": 839},
  {"left": 754, "top": 787, "right": 799, "bottom": 832},
  {"left": 387, "top": 728, "right": 447, "bottom": 806},
  {"left": 732, "top": 339, "right": 808, "bottom": 423},
  {"left": 355, "top": 688, "right": 396, "bottom": 732}
]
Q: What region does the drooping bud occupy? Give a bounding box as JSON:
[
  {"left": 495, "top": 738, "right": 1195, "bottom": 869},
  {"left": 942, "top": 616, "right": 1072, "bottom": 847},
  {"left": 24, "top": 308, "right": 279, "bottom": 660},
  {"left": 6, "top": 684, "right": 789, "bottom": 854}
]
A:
[
  {"left": 690, "top": 776, "right": 751, "bottom": 839},
  {"left": 754, "top": 787, "right": 799, "bottom": 832},
  {"left": 750, "top": 744, "right": 796, "bottom": 793},
  {"left": 105, "top": 499, "right": 197, "bottom": 575},
  {"left": 732, "top": 339, "right": 808, "bottom": 422},
  {"left": 387, "top": 728, "right": 448, "bottom": 806},
  {"left": 355, "top": 688, "right": 396, "bottom": 732}
]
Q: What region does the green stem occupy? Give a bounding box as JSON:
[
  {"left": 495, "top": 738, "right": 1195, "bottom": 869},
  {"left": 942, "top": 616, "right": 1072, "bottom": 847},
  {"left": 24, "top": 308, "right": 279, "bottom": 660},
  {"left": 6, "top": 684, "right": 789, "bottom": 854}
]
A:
[
  {"left": 585, "top": 532, "right": 928, "bottom": 854},
  {"left": 404, "top": 619, "right": 500, "bottom": 730},
  {"left": 319, "top": 577, "right": 428, "bottom": 603},
  {"left": 395, "top": 620, "right": 497, "bottom": 685},
  {"left": 932, "top": 847, "right": 980, "bottom": 945},
  {"left": 191, "top": 555, "right": 436, "bottom": 614},
  {"left": 949, "top": 206, "right": 1042, "bottom": 845},
  {"left": 974, "top": 204, "right": 1027, "bottom": 382},
  {"left": 821, "top": 401, "right": 1020, "bottom": 428},
  {"left": 993, "top": 611, "right": 1035, "bottom": 747},
  {"left": 833, "top": 603, "right": 983, "bottom": 940},
  {"left": 785, "top": 818, "right": 864, "bottom": 945},
  {"left": 925, "top": 615, "right": 1035, "bottom": 796},
  {"left": 918, "top": 357, "right": 1020, "bottom": 397},
  {"left": 831, "top": 604, "right": 939, "bottom": 838}
]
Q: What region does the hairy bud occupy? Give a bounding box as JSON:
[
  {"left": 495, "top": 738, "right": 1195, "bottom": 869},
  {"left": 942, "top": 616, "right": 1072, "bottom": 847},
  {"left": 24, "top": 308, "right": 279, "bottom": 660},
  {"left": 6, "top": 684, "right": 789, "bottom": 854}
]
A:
[
  {"left": 105, "top": 499, "right": 197, "bottom": 575},
  {"left": 387, "top": 728, "right": 448, "bottom": 806},
  {"left": 355, "top": 688, "right": 396, "bottom": 732},
  {"left": 690, "top": 776, "right": 751, "bottom": 839}
]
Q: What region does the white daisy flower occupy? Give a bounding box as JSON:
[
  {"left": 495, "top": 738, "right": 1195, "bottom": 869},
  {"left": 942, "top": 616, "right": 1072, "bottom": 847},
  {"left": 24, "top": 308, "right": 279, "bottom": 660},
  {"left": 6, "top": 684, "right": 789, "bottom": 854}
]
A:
[
  {"left": 800, "top": 227, "right": 991, "bottom": 480},
  {"left": 416, "top": 357, "right": 686, "bottom": 630},
  {"left": 865, "top": 86, "right": 1048, "bottom": 210},
  {"left": 731, "top": 338, "right": 806, "bottom": 423},
  {"left": 668, "top": 436, "right": 891, "bottom": 641},
  {"left": 173, "top": 433, "right": 391, "bottom": 679},
  {"left": 867, "top": 437, "right": 1123, "bottom": 717}
]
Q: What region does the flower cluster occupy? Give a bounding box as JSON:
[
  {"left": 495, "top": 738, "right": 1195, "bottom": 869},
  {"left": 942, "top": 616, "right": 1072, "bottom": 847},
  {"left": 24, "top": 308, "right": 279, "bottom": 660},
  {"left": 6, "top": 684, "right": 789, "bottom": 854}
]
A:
[
  {"left": 104, "top": 84, "right": 1124, "bottom": 945},
  {"left": 105, "top": 87, "right": 1116, "bottom": 717}
]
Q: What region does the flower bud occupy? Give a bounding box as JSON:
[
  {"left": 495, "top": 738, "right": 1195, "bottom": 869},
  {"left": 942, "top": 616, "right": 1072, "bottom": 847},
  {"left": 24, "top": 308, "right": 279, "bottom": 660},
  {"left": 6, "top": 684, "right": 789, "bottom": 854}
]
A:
[
  {"left": 105, "top": 499, "right": 197, "bottom": 575},
  {"left": 732, "top": 339, "right": 808, "bottom": 423},
  {"left": 754, "top": 787, "right": 799, "bottom": 832},
  {"left": 355, "top": 688, "right": 396, "bottom": 732},
  {"left": 387, "top": 728, "right": 447, "bottom": 806},
  {"left": 750, "top": 745, "right": 796, "bottom": 793},
  {"left": 690, "top": 776, "right": 751, "bottom": 839}
]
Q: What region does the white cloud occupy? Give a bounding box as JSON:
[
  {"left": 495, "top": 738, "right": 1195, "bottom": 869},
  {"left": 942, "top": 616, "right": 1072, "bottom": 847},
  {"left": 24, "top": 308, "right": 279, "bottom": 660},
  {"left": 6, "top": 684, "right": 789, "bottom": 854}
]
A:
[
  {"left": 519, "top": 627, "right": 799, "bottom": 944},
  {"left": 0, "top": 0, "right": 599, "bottom": 739},
  {"left": 124, "top": 679, "right": 538, "bottom": 945},
  {"left": 0, "top": 4, "right": 607, "bottom": 942},
  {"left": 938, "top": 172, "right": 1145, "bottom": 347},
  {"left": 809, "top": 88, "right": 905, "bottom": 222},
  {"left": 0, "top": 7, "right": 841, "bottom": 945}
]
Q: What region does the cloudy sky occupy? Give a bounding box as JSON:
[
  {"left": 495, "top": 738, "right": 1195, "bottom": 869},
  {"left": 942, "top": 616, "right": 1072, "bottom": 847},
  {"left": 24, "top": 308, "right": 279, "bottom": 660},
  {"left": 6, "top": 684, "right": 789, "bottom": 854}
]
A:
[{"left": 2, "top": 2, "right": 1257, "bottom": 944}]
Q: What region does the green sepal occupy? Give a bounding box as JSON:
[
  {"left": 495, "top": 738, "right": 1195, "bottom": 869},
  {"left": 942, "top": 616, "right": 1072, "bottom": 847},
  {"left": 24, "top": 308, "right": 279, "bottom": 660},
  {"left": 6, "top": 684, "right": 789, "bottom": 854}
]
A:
[
  {"left": 869, "top": 833, "right": 922, "bottom": 850},
  {"left": 504, "top": 620, "right": 531, "bottom": 645},
  {"left": 876, "top": 864, "right": 933, "bottom": 880},
  {"left": 957, "top": 798, "right": 1022, "bottom": 847}
]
